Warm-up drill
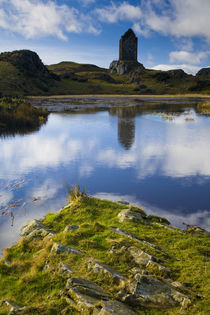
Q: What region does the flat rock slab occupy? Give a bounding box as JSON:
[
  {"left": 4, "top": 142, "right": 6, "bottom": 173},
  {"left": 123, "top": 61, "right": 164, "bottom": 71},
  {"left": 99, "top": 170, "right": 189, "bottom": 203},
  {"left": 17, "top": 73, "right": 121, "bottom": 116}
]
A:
[
  {"left": 51, "top": 243, "right": 83, "bottom": 255},
  {"left": 127, "top": 275, "right": 190, "bottom": 309},
  {"left": 67, "top": 278, "right": 110, "bottom": 300},
  {"left": 88, "top": 260, "right": 127, "bottom": 285},
  {"left": 98, "top": 300, "right": 137, "bottom": 315},
  {"left": 111, "top": 228, "right": 169, "bottom": 257},
  {"left": 20, "top": 219, "right": 54, "bottom": 239},
  {"left": 66, "top": 278, "right": 110, "bottom": 312},
  {"left": 128, "top": 246, "right": 156, "bottom": 266},
  {"left": 118, "top": 209, "right": 145, "bottom": 223}
]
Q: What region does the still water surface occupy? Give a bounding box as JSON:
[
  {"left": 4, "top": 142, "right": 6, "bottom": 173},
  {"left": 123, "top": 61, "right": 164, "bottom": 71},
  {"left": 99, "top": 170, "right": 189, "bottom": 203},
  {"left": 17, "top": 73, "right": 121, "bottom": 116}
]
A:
[{"left": 0, "top": 105, "right": 210, "bottom": 254}]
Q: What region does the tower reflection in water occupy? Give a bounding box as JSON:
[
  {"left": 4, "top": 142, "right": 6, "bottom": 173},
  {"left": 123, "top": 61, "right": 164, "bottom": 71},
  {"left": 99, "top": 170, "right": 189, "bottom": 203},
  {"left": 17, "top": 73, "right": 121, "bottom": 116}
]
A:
[{"left": 110, "top": 106, "right": 139, "bottom": 150}]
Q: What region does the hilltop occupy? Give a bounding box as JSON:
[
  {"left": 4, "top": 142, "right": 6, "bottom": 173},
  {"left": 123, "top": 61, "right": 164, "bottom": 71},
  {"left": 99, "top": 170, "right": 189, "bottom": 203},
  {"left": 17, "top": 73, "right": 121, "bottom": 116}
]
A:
[
  {"left": 0, "top": 50, "right": 58, "bottom": 96},
  {"left": 0, "top": 50, "right": 209, "bottom": 96},
  {"left": 0, "top": 190, "right": 209, "bottom": 314}
]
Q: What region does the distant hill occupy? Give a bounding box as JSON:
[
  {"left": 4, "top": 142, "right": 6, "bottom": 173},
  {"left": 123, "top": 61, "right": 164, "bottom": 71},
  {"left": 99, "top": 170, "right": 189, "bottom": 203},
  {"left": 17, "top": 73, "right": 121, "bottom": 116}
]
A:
[{"left": 0, "top": 50, "right": 209, "bottom": 96}]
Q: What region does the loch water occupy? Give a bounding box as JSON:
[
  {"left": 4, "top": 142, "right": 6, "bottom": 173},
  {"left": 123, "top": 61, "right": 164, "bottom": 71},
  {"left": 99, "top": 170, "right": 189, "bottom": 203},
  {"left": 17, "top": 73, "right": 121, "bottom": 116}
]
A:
[{"left": 0, "top": 103, "right": 210, "bottom": 254}]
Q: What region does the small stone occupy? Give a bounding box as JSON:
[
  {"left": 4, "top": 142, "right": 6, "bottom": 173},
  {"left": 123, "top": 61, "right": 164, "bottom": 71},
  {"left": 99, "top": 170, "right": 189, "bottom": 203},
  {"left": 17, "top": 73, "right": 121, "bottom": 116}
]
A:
[
  {"left": 59, "top": 263, "right": 73, "bottom": 275},
  {"left": 134, "top": 271, "right": 150, "bottom": 280},
  {"left": 3, "top": 259, "right": 11, "bottom": 266},
  {"left": 64, "top": 225, "right": 79, "bottom": 232},
  {"left": 20, "top": 219, "right": 54, "bottom": 239},
  {"left": 4, "top": 300, "right": 25, "bottom": 314},
  {"left": 99, "top": 300, "right": 137, "bottom": 314},
  {"left": 66, "top": 278, "right": 110, "bottom": 312},
  {"left": 117, "top": 200, "right": 130, "bottom": 205},
  {"left": 43, "top": 264, "right": 50, "bottom": 271},
  {"left": 128, "top": 246, "right": 156, "bottom": 266},
  {"left": 4, "top": 300, "right": 21, "bottom": 309},
  {"left": 88, "top": 260, "right": 127, "bottom": 286},
  {"left": 118, "top": 209, "right": 145, "bottom": 223},
  {"left": 51, "top": 243, "right": 83, "bottom": 255}
]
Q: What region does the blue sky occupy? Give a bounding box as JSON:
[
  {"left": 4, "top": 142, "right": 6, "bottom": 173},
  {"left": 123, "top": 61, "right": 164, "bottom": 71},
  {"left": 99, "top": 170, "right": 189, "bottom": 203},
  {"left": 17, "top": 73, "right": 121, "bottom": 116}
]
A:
[{"left": 0, "top": 0, "right": 210, "bottom": 74}]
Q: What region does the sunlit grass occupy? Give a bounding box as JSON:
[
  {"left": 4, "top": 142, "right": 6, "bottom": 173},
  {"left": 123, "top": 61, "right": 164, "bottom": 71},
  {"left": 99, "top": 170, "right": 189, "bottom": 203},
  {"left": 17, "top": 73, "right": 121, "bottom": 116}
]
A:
[{"left": 0, "top": 191, "right": 209, "bottom": 314}]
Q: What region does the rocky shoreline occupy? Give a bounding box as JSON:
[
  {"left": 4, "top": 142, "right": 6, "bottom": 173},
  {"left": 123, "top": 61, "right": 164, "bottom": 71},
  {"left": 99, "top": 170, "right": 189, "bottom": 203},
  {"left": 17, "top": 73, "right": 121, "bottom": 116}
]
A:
[
  {"left": 0, "top": 193, "right": 209, "bottom": 314},
  {"left": 27, "top": 95, "right": 210, "bottom": 113}
]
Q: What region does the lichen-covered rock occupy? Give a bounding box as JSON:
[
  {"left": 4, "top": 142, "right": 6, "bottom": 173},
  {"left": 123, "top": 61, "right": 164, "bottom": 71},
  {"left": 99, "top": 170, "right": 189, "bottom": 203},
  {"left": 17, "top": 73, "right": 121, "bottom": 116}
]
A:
[
  {"left": 111, "top": 228, "right": 169, "bottom": 257},
  {"left": 20, "top": 219, "right": 54, "bottom": 239},
  {"left": 64, "top": 225, "right": 80, "bottom": 232},
  {"left": 59, "top": 263, "right": 73, "bottom": 276},
  {"left": 98, "top": 300, "right": 137, "bottom": 315},
  {"left": 67, "top": 278, "right": 110, "bottom": 300},
  {"left": 128, "top": 246, "right": 156, "bottom": 265},
  {"left": 51, "top": 243, "right": 83, "bottom": 255},
  {"left": 118, "top": 209, "right": 145, "bottom": 223},
  {"left": 126, "top": 275, "right": 190, "bottom": 309},
  {"left": 146, "top": 260, "right": 171, "bottom": 277},
  {"left": 88, "top": 260, "right": 127, "bottom": 286},
  {"left": 3, "top": 300, "right": 25, "bottom": 314},
  {"left": 66, "top": 278, "right": 110, "bottom": 313}
]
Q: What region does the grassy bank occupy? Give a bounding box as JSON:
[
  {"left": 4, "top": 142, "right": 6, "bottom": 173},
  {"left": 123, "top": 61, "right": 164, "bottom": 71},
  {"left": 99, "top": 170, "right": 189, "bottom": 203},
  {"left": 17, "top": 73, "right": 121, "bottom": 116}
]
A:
[
  {"left": 0, "top": 97, "right": 48, "bottom": 134},
  {"left": 0, "top": 189, "right": 209, "bottom": 314}
]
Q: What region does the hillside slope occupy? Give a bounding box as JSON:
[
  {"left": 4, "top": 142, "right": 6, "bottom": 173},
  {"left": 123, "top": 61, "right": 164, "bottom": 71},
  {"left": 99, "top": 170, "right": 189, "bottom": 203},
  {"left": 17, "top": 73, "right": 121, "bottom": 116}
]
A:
[
  {"left": 0, "top": 192, "right": 209, "bottom": 314},
  {"left": 0, "top": 50, "right": 58, "bottom": 96},
  {"left": 0, "top": 50, "right": 209, "bottom": 96}
]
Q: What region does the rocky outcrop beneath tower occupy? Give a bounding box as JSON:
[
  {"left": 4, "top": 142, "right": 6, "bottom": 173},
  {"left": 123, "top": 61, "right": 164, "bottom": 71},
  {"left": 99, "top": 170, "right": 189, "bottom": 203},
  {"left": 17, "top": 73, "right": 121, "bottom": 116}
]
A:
[{"left": 109, "top": 60, "right": 144, "bottom": 75}]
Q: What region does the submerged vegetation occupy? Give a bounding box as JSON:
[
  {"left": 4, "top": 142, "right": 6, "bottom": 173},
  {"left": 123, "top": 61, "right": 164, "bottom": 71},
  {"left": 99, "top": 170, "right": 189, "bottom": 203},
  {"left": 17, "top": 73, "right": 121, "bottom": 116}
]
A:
[
  {"left": 0, "top": 190, "right": 209, "bottom": 314},
  {"left": 0, "top": 97, "right": 48, "bottom": 134},
  {"left": 197, "top": 101, "right": 210, "bottom": 115}
]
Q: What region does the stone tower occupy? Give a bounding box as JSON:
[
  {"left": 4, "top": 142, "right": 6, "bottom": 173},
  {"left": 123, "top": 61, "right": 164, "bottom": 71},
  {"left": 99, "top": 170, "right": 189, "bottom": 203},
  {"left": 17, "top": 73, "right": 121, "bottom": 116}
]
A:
[
  {"left": 109, "top": 29, "right": 144, "bottom": 75},
  {"left": 119, "top": 29, "right": 138, "bottom": 61}
]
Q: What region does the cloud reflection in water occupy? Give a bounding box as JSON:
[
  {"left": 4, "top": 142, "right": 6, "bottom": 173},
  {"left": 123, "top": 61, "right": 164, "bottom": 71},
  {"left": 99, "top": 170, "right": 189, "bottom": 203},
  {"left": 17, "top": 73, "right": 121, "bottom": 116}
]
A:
[{"left": 0, "top": 109, "right": 210, "bottom": 253}]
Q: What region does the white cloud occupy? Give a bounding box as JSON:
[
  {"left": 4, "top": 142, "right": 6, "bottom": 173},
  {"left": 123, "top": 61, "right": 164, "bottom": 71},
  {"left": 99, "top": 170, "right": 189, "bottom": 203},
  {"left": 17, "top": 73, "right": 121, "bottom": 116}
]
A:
[
  {"left": 142, "top": 0, "right": 210, "bottom": 41},
  {"left": 0, "top": 0, "right": 99, "bottom": 40},
  {"left": 95, "top": 0, "right": 210, "bottom": 42},
  {"left": 151, "top": 63, "right": 200, "bottom": 75},
  {"left": 95, "top": 2, "right": 142, "bottom": 23},
  {"left": 174, "top": 38, "right": 194, "bottom": 52},
  {"left": 30, "top": 179, "right": 62, "bottom": 201},
  {"left": 170, "top": 51, "right": 209, "bottom": 65},
  {"left": 95, "top": 111, "right": 210, "bottom": 179}
]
